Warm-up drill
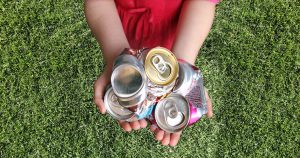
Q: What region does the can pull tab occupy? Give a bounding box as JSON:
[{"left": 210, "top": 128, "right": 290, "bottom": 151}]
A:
[
  {"left": 164, "top": 102, "right": 184, "bottom": 127},
  {"left": 152, "top": 55, "right": 169, "bottom": 74}
]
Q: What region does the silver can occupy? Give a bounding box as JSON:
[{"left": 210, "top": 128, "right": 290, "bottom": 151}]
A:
[
  {"left": 173, "top": 61, "right": 194, "bottom": 96},
  {"left": 173, "top": 60, "right": 207, "bottom": 116},
  {"left": 154, "top": 93, "right": 190, "bottom": 133},
  {"left": 104, "top": 87, "right": 138, "bottom": 122},
  {"left": 104, "top": 87, "right": 154, "bottom": 121},
  {"left": 111, "top": 50, "right": 147, "bottom": 107}
]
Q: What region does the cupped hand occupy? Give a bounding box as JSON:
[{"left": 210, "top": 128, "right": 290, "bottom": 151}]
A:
[
  {"left": 118, "top": 119, "right": 148, "bottom": 132},
  {"left": 150, "top": 89, "right": 213, "bottom": 146},
  {"left": 93, "top": 67, "right": 148, "bottom": 131}
]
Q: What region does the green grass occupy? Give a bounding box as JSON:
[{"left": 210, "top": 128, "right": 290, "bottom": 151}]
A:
[{"left": 0, "top": 0, "right": 299, "bottom": 157}]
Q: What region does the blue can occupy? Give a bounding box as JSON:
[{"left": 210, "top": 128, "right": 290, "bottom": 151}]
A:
[{"left": 136, "top": 104, "right": 155, "bottom": 120}]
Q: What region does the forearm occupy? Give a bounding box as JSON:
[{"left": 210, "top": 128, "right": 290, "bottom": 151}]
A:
[
  {"left": 84, "top": 0, "right": 129, "bottom": 70},
  {"left": 172, "top": 0, "right": 216, "bottom": 64}
]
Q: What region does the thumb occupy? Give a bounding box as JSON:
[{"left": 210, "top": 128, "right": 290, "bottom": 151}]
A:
[{"left": 93, "top": 77, "right": 108, "bottom": 114}]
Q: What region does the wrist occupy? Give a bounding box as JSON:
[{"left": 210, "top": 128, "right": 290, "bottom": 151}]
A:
[
  {"left": 172, "top": 49, "right": 197, "bottom": 65},
  {"left": 176, "top": 57, "right": 196, "bottom": 65},
  {"left": 104, "top": 65, "right": 113, "bottom": 76}
]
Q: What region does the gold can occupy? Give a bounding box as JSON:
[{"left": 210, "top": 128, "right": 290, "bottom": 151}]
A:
[{"left": 144, "top": 47, "right": 179, "bottom": 86}]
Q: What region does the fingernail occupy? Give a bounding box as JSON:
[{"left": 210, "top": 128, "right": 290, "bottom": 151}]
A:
[
  {"left": 151, "top": 124, "right": 157, "bottom": 129},
  {"left": 100, "top": 109, "right": 105, "bottom": 114}
]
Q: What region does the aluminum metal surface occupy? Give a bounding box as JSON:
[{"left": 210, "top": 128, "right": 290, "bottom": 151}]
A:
[
  {"left": 185, "top": 69, "right": 207, "bottom": 113},
  {"left": 113, "top": 53, "right": 140, "bottom": 69},
  {"left": 173, "top": 61, "right": 195, "bottom": 96},
  {"left": 117, "top": 86, "right": 147, "bottom": 107},
  {"left": 111, "top": 53, "right": 147, "bottom": 107},
  {"left": 135, "top": 103, "right": 155, "bottom": 120},
  {"left": 112, "top": 63, "right": 144, "bottom": 97},
  {"left": 144, "top": 47, "right": 179, "bottom": 86},
  {"left": 173, "top": 60, "right": 208, "bottom": 116},
  {"left": 154, "top": 93, "right": 190, "bottom": 133},
  {"left": 104, "top": 87, "right": 136, "bottom": 121},
  {"left": 147, "top": 79, "right": 176, "bottom": 97},
  {"left": 188, "top": 103, "right": 205, "bottom": 125}
]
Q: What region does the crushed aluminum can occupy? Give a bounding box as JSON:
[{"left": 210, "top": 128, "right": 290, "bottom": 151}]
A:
[
  {"left": 104, "top": 87, "right": 137, "bottom": 121},
  {"left": 173, "top": 59, "right": 207, "bottom": 119},
  {"left": 142, "top": 47, "right": 179, "bottom": 97},
  {"left": 104, "top": 87, "right": 154, "bottom": 121},
  {"left": 147, "top": 94, "right": 203, "bottom": 130},
  {"left": 134, "top": 100, "right": 155, "bottom": 120},
  {"left": 111, "top": 49, "right": 147, "bottom": 107},
  {"left": 153, "top": 93, "right": 190, "bottom": 133}
]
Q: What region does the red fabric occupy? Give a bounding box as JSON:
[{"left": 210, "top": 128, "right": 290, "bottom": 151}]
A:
[
  {"left": 115, "top": 0, "right": 220, "bottom": 50},
  {"left": 115, "top": 0, "right": 183, "bottom": 50}
]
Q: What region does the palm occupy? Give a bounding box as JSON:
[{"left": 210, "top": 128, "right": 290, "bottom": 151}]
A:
[
  {"left": 118, "top": 119, "right": 148, "bottom": 132},
  {"left": 94, "top": 68, "right": 213, "bottom": 146},
  {"left": 150, "top": 125, "right": 182, "bottom": 146},
  {"left": 94, "top": 68, "right": 148, "bottom": 131}
]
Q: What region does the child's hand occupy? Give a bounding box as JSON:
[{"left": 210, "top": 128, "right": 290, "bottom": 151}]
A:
[
  {"left": 149, "top": 126, "right": 182, "bottom": 147},
  {"left": 150, "top": 89, "right": 213, "bottom": 146},
  {"left": 93, "top": 67, "right": 111, "bottom": 114},
  {"left": 118, "top": 119, "right": 148, "bottom": 132},
  {"left": 93, "top": 67, "right": 148, "bottom": 131}
]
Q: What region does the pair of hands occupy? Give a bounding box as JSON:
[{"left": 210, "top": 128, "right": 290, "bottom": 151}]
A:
[{"left": 94, "top": 67, "right": 213, "bottom": 146}]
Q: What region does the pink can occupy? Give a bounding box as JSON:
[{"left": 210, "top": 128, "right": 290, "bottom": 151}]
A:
[
  {"left": 173, "top": 59, "right": 207, "bottom": 118},
  {"left": 147, "top": 93, "right": 204, "bottom": 133}
]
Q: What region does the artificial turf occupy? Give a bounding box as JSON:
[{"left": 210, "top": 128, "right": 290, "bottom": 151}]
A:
[{"left": 0, "top": 0, "right": 299, "bottom": 157}]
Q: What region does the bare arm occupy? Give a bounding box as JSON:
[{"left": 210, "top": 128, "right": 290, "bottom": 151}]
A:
[
  {"left": 153, "top": 0, "right": 216, "bottom": 146},
  {"left": 85, "top": 0, "right": 148, "bottom": 132},
  {"left": 84, "top": 0, "right": 129, "bottom": 71},
  {"left": 172, "top": 0, "right": 216, "bottom": 64}
]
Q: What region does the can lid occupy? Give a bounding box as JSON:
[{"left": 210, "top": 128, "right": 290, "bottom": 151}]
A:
[
  {"left": 111, "top": 63, "right": 145, "bottom": 98},
  {"left": 144, "top": 47, "right": 179, "bottom": 86},
  {"left": 104, "top": 87, "right": 135, "bottom": 120},
  {"left": 154, "top": 93, "right": 190, "bottom": 133}
]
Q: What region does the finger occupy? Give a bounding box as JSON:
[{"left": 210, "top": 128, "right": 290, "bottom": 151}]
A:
[
  {"left": 94, "top": 97, "right": 106, "bottom": 114},
  {"left": 205, "top": 89, "right": 213, "bottom": 118},
  {"left": 94, "top": 79, "right": 106, "bottom": 114},
  {"left": 129, "top": 121, "right": 140, "bottom": 130},
  {"left": 161, "top": 133, "right": 170, "bottom": 146},
  {"left": 118, "top": 120, "right": 132, "bottom": 132},
  {"left": 150, "top": 124, "right": 157, "bottom": 132},
  {"left": 154, "top": 129, "right": 164, "bottom": 141},
  {"left": 139, "top": 119, "right": 148, "bottom": 128},
  {"left": 169, "top": 132, "right": 182, "bottom": 147}
]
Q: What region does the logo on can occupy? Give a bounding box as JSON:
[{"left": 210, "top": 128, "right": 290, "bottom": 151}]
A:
[{"left": 173, "top": 60, "right": 207, "bottom": 116}]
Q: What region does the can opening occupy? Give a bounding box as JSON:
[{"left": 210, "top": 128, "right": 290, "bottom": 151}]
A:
[
  {"left": 164, "top": 101, "right": 184, "bottom": 127},
  {"left": 158, "top": 64, "right": 171, "bottom": 80},
  {"left": 154, "top": 93, "right": 190, "bottom": 133},
  {"left": 144, "top": 47, "right": 178, "bottom": 86},
  {"left": 112, "top": 65, "right": 143, "bottom": 97}
]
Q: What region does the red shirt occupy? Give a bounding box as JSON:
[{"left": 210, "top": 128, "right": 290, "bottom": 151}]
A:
[{"left": 115, "top": 0, "right": 219, "bottom": 50}]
